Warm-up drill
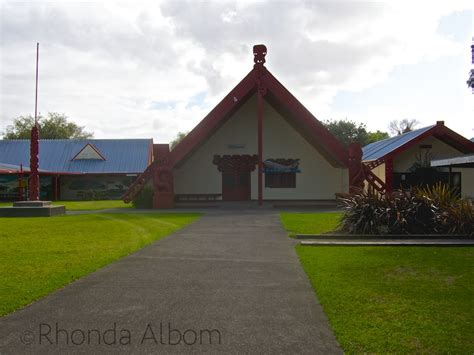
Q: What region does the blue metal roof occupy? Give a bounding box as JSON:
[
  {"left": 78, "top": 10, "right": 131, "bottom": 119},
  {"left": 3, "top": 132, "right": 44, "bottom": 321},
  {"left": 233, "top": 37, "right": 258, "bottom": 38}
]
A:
[
  {"left": 0, "top": 139, "right": 152, "bottom": 174},
  {"left": 362, "top": 125, "right": 435, "bottom": 161}
]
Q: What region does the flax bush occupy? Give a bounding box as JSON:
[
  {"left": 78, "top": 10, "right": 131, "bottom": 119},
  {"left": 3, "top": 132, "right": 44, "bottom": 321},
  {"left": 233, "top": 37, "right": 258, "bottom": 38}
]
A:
[
  {"left": 338, "top": 183, "right": 473, "bottom": 236},
  {"left": 131, "top": 186, "right": 154, "bottom": 209}
]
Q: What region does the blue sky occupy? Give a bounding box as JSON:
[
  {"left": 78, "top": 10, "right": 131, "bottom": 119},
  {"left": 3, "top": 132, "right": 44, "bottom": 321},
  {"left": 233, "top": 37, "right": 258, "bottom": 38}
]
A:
[{"left": 1, "top": 1, "right": 473, "bottom": 142}]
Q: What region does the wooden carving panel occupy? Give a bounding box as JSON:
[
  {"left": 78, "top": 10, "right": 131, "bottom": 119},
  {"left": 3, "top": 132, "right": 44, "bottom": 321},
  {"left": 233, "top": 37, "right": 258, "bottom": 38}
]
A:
[{"left": 213, "top": 154, "right": 258, "bottom": 173}]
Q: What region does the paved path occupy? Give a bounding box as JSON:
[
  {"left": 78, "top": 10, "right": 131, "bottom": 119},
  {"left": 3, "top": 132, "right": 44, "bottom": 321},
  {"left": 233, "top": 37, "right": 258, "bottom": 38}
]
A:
[{"left": 0, "top": 211, "right": 341, "bottom": 354}]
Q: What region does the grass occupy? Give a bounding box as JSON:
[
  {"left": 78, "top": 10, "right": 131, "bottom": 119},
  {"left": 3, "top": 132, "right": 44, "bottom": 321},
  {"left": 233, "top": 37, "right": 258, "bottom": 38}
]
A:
[
  {"left": 296, "top": 246, "right": 474, "bottom": 353},
  {"left": 0, "top": 199, "right": 132, "bottom": 210},
  {"left": 280, "top": 212, "right": 474, "bottom": 353},
  {"left": 0, "top": 212, "right": 199, "bottom": 316},
  {"left": 280, "top": 212, "right": 342, "bottom": 235},
  {"left": 52, "top": 200, "right": 132, "bottom": 210}
]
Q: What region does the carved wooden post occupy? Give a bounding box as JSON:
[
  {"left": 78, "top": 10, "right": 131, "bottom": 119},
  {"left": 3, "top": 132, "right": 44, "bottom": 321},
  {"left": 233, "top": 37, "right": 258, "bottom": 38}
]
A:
[
  {"left": 253, "top": 44, "right": 267, "bottom": 206},
  {"left": 384, "top": 158, "right": 393, "bottom": 194},
  {"left": 152, "top": 144, "right": 175, "bottom": 209},
  {"left": 348, "top": 143, "right": 364, "bottom": 194}
]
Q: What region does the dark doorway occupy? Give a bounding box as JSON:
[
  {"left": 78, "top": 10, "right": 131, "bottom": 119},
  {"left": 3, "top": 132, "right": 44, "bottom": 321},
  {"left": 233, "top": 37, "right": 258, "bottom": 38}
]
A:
[
  {"left": 222, "top": 172, "right": 251, "bottom": 201},
  {"left": 393, "top": 169, "right": 462, "bottom": 196},
  {"left": 213, "top": 154, "right": 258, "bottom": 201}
]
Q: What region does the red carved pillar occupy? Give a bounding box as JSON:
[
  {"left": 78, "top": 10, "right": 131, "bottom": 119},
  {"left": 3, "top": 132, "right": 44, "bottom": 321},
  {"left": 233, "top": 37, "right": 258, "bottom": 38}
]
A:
[
  {"left": 18, "top": 164, "right": 25, "bottom": 201},
  {"left": 257, "top": 89, "right": 264, "bottom": 205},
  {"left": 253, "top": 44, "right": 267, "bottom": 206},
  {"left": 152, "top": 144, "right": 174, "bottom": 209},
  {"left": 28, "top": 125, "right": 40, "bottom": 200},
  {"left": 385, "top": 158, "right": 393, "bottom": 194},
  {"left": 348, "top": 143, "right": 364, "bottom": 194},
  {"left": 53, "top": 175, "right": 60, "bottom": 201}
]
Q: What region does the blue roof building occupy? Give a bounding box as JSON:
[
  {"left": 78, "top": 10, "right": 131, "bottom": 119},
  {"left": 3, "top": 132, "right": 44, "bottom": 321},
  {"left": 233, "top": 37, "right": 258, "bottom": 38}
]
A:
[
  {"left": 362, "top": 125, "right": 434, "bottom": 161},
  {"left": 0, "top": 139, "right": 153, "bottom": 200},
  {"left": 0, "top": 139, "right": 153, "bottom": 174}
]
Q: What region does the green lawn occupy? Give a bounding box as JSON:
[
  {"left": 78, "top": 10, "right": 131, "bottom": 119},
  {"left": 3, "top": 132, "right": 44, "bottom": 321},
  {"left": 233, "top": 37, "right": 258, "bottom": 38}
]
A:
[
  {"left": 0, "top": 200, "right": 131, "bottom": 210},
  {"left": 0, "top": 213, "right": 199, "bottom": 316},
  {"left": 53, "top": 200, "right": 132, "bottom": 210},
  {"left": 296, "top": 246, "right": 474, "bottom": 353},
  {"left": 281, "top": 212, "right": 474, "bottom": 353},
  {"left": 280, "top": 212, "right": 342, "bottom": 235}
]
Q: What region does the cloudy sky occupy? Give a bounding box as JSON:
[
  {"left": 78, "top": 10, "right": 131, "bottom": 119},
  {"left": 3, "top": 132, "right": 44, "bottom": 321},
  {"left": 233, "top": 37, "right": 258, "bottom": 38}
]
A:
[{"left": 1, "top": 0, "right": 473, "bottom": 142}]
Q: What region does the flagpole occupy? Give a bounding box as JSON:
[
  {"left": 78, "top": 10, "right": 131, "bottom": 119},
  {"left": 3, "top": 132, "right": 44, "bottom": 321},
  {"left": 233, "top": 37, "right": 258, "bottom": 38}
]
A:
[{"left": 35, "top": 42, "right": 39, "bottom": 125}]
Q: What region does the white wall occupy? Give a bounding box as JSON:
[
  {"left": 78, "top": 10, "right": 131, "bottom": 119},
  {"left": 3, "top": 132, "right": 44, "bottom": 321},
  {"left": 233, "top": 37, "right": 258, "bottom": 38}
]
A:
[
  {"left": 394, "top": 136, "right": 464, "bottom": 172},
  {"left": 371, "top": 163, "right": 385, "bottom": 182},
  {"left": 459, "top": 169, "right": 474, "bottom": 199},
  {"left": 174, "top": 94, "right": 349, "bottom": 200}
]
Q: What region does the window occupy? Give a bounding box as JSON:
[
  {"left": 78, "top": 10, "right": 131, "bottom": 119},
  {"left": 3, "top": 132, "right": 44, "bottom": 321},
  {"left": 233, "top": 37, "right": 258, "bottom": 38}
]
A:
[{"left": 265, "top": 172, "right": 296, "bottom": 188}]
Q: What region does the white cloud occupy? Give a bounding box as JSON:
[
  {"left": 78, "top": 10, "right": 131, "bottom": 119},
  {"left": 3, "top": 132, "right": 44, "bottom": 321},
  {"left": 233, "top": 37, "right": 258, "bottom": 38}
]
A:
[{"left": 1, "top": 0, "right": 473, "bottom": 143}]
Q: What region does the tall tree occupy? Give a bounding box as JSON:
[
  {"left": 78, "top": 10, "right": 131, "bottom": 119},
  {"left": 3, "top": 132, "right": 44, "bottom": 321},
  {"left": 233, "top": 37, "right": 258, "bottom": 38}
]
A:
[
  {"left": 467, "top": 69, "right": 474, "bottom": 90},
  {"left": 2, "top": 112, "right": 93, "bottom": 139},
  {"left": 389, "top": 119, "right": 419, "bottom": 136},
  {"left": 367, "top": 130, "right": 390, "bottom": 144},
  {"left": 323, "top": 119, "right": 370, "bottom": 147},
  {"left": 170, "top": 131, "right": 188, "bottom": 150}
]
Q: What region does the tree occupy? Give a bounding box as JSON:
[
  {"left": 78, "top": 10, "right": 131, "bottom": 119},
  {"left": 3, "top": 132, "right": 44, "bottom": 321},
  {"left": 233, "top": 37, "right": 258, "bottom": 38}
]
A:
[
  {"left": 467, "top": 69, "right": 474, "bottom": 90},
  {"left": 389, "top": 119, "right": 419, "bottom": 136},
  {"left": 367, "top": 130, "right": 390, "bottom": 144},
  {"left": 170, "top": 131, "right": 188, "bottom": 150},
  {"left": 323, "top": 119, "right": 370, "bottom": 147},
  {"left": 2, "top": 112, "right": 93, "bottom": 139}
]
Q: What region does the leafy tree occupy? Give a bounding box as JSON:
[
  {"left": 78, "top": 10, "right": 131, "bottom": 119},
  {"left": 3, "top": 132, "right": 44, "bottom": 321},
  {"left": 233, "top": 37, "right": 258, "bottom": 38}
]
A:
[
  {"left": 324, "top": 119, "right": 390, "bottom": 146},
  {"left": 389, "top": 119, "right": 419, "bottom": 136},
  {"left": 170, "top": 131, "right": 188, "bottom": 150},
  {"left": 324, "top": 119, "right": 370, "bottom": 147},
  {"left": 467, "top": 69, "right": 474, "bottom": 89},
  {"left": 367, "top": 130, "right": 390, "bottom": 144},
  {"left": 2, "top": 112, "right": 93, "bottom": 139}
]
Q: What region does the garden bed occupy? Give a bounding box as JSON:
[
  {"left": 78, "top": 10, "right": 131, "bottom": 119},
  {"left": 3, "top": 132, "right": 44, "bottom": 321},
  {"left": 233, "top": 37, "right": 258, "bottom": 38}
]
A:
[{"left": 295, "top": 233, "right": 472, "bottom": 239}]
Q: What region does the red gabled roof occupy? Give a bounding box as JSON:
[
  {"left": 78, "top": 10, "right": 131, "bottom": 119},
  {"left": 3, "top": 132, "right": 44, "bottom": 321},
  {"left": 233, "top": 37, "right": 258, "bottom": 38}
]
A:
[
  {"left": 169, "top": 66, "right": 348, "bottom": 168},
  {"left": 431, "top": 123, "right": 474, "bottom": 154},
  {"left": 262, "top": 70, "right": 348, "bottom": 167},
  {"left": 123, "top": 45, "right": 350, "bottom": 203},
  {"left": 169, "top": 69, "right": 257, "bottom": 168}
]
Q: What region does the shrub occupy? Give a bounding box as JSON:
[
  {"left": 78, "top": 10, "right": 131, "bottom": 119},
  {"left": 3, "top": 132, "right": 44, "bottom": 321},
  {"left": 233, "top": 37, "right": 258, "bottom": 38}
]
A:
[
  {"left": 416, "top": 182, "right": 460, "bottom": 208},
  {"left": 385, "top": 189, "right": 436, "bottom": 234},
  {"left": 131, "top": 186, "right": 154, "bottom": 209},
  {"left": 440, "top": 200, "right": 474, "bottom": 236},
  {"left": 417, "top": 183, "right": 473, "bottom": 236},
  {"left": 337, "top": 189, "right": 388, "bottom": 235},
  {"left": 338, "top": 189, "right": 435, "bottom": 235},
  {"left": 339, "top": 184, "right": 473, "bottom": 236}
]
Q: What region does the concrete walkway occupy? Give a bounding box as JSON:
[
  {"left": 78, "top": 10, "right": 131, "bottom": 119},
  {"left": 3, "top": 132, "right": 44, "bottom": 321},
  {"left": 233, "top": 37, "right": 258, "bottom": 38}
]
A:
[{"left": 0, "top": 211, "right": 341, "bottom": 354}]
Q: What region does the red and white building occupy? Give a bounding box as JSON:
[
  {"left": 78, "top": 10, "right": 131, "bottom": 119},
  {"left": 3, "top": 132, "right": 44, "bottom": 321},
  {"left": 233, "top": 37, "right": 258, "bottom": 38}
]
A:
[
  {"left": 124, "top": 45, "right": 356, "bottom": 208},
  {"left": 124, "top": 45, "right": 474, "bottom": 208}
]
